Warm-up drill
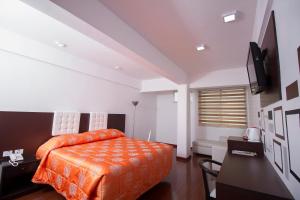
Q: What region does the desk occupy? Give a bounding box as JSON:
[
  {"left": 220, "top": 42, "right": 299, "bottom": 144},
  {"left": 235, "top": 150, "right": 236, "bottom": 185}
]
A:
[{"left": 216, "top": 153, "right": 294, "bottom": 200}]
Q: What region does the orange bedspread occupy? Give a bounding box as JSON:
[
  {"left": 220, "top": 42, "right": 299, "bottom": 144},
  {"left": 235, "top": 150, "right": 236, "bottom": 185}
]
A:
[{"left": 32, "top": 129, "right": 173, "bottom": 200}]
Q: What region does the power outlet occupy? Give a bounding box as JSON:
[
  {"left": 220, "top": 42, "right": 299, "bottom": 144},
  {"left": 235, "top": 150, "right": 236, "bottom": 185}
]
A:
[{"left": 2, "top": 150, "right": 13, "bottom": 157}]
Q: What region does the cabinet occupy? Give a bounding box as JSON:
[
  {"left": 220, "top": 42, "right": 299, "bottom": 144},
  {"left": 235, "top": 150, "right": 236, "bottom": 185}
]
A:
[
  {"left": 227, "top": 136, "right": 264, "bottom": 157},
  {"left": 0, "top": 159, "right": 40, "bottom": 199}
]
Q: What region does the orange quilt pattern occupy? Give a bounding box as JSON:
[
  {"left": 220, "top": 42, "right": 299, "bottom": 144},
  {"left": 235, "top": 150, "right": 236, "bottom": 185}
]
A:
[{"left": 32, "top": 129, "right": 173, "bottom": 200}]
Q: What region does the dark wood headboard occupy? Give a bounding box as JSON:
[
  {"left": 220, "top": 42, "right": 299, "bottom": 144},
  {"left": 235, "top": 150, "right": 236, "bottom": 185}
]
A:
[
  {"left": 0, "top": 111, "right": 126, "bottom": 161},
  {"left": 0, "top": 111, "right": 53, "bottom": 161},
  {"left": 79, "top": 113, "right": 126, "bottom": 133},
  {"left": 107, "top": 114, "right": 126, "bottom": 132}
]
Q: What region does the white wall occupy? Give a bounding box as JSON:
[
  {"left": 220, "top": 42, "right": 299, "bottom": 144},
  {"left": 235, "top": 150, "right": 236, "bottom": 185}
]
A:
[
  {"left": 176, "top": 84, "right": 191, "bottom": 158},
  {"left": 251, "top": 0, "right": 300, "bottom": 198},
  {"left": 247, "top": 89, "right": 261, "bottom": 127},
  {"left": 251, "top": 0, "right": 269, "bottom": 42},
  {"left": 0, "top": 35, "right": 157, "bottom": 140},
  {"left": 196, "top": 126, "right": 245, "bottom": 141},
  {"left": 156, "top": 92, "right": 177, "bottom": 145},
  {"left": 190, "top": 67, "right": 249, "bottom": 89},
  {"left": 190, "top": 91, "right": 198, "bottom": 146},
  {"left": 0, "top": 27, "right": 140, "bottom": 89}
]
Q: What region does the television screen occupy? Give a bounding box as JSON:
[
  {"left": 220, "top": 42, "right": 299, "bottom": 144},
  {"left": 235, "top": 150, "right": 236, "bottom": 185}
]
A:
[
  {"left": 247, "top": 48, "right": 258, "bottom": 93},
  {"left": 246, "top": 42, "right": 267, "bottom": 94}
]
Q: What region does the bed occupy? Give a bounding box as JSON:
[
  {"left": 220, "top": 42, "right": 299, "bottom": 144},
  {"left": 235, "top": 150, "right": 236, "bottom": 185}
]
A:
[{"left": 32, "top": 129, "right": 173, "bottom": 200}]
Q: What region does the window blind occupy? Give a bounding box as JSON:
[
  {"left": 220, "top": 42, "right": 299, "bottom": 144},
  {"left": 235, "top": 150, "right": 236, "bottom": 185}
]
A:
[{"left": 198, "top": 87, "right": 247, "bottom": 128}]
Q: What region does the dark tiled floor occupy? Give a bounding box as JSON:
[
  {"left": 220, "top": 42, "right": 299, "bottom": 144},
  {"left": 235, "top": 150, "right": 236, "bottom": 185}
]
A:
[{"left": 17, "top": 151, "right": 207, "bottom": 200}]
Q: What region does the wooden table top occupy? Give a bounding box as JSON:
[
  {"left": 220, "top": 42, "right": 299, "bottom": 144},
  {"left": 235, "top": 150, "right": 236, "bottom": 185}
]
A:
[{"left": 217, "top": 153, "right": 294, "bottom": 199}]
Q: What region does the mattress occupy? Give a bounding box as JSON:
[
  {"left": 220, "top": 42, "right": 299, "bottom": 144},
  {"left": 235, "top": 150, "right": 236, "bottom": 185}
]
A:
[{"left": 32, "top": 129, "right": 173, "bottom": 200}]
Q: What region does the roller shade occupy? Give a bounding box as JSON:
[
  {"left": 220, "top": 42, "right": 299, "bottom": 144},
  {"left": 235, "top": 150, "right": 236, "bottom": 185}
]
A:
[{"left": 199, "top": 88, "right": 247, "bottom": 127}]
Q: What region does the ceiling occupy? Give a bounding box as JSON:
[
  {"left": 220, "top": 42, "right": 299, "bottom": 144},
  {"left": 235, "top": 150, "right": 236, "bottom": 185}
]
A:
[
  {"left": 99, "top": 0, "right": 257, "bottom": 81},
  {"left": 0, "top": 0, "right": 160, "bottom": 80},
  {"left": 0, "top": 0, "right": 258, "bottom": 83}
]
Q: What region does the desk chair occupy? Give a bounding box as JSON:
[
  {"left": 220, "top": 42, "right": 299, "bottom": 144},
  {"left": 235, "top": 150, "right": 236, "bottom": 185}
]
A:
[{"left": 200, "top": 159, "right": 222, "bottom": 200}]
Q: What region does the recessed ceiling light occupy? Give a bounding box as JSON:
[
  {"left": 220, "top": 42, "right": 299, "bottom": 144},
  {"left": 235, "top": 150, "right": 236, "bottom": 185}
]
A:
[
  {"left": 196, "top": 44, "right": 206, "bottom": 51},
  {"left": 54, "top": 41, "right": 66, "bottom": 48},
  {"left": 114, "top": 66, "right": 121, "bottom": 70},
  {"left": 223, "top": 10, "right": 238, "bottom": 23}
]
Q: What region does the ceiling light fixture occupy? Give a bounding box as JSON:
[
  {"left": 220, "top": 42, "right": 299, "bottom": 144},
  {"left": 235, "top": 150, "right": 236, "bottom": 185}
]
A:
[
  {"left": 114, "top": 66, "right": 121, "bottom": 70},
  {"left": 54, "top": 41, "right": 66, "bottom": 48},
  {"left": 223, "top": 10, "right": 238, "bottom": 23},
  {"left": 196, "top": 44, "right": 206, "bottom": 51}
]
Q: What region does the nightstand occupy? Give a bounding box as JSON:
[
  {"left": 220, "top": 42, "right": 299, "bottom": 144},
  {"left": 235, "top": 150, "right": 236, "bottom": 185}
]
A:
[
  {"left": 227, "top": 136, "right": 264, "bottom": 157},
  {"left": 0, "top": 158, "right": 40, "bottom": 200}
]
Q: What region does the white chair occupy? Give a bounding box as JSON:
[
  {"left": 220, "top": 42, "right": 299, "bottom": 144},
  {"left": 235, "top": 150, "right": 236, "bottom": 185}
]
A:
[
  {"left": 147, "top": 130, "right": 152, "bottom": 142},
  {"left": 200, "top": 159, "right": 222, "bottom": 200}
]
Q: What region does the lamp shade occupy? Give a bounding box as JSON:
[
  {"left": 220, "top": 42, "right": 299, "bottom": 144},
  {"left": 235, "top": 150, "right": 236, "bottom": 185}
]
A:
[{"left": 132, "top": 101, "right": 139, "bottom": 106}]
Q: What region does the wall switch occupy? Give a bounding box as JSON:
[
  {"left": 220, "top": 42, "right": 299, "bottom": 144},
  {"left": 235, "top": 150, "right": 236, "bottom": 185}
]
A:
[{"left": 3, "top": 150, "right": 13, "bottom": 157}]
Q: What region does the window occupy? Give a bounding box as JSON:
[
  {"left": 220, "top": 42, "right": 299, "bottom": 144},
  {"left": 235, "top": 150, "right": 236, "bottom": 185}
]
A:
[{"left": 198, "top": 87, "right": 247, "bottom": 128}]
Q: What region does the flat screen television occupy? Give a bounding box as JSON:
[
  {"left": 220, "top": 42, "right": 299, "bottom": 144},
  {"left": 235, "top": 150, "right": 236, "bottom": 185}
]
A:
[{"left": 246, "top": 42, "right": 268, "bottom": 94}]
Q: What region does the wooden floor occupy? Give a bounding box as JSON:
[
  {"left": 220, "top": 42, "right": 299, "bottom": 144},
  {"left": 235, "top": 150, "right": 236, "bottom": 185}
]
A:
[{"left": 16, "top": 151, "right": 207, "bottom": 200}]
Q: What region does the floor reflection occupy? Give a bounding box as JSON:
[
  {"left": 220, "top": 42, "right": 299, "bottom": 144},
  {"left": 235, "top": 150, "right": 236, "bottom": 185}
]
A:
[{"left": 138, "top": 150, "right": 208, "bottom": 200}]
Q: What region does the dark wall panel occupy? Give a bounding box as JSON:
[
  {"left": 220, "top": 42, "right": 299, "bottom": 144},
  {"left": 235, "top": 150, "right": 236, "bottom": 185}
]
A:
[
  {"left": 79, "top": 113, "right": 90, "bottom": 133},
  {"left": 260, "top": 11, "right": 282, "bottom": 107},
  {"left": 108, "top": 114, "right": 126, "bottom": 132},
  {"left": 0, "top": 111, "right": 53, "bottom": 161}
]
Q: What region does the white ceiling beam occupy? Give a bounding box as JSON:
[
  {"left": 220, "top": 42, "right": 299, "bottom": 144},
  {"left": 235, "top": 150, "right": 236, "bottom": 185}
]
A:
[
  {"left": 141, "top": 78, "right": 178, "bottom": 93},
  {"left": 21, "top": 0, "right": 187, "bottom": 84}
]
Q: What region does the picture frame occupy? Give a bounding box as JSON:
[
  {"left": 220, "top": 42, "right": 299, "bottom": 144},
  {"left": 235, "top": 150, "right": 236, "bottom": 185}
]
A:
[
  {"left": 258, "top": 111, "right": 262, "bottom": 130},
  {"left": 263, "top": 134, "right": 266, "bottom": 153},
  {"left": 273, "top": 139, "right": 283, "bottom": 173},
  {"left": 268, "top": 110, "right": 273, "bottom": 120},
  {"left": 261, "top": 109, "right": 265, "bottom": 132},
  {"left": 274, "top": 106, "right": 285, "bottom": 140},
  {"left": 285, "top": 109, "right": 300, "bottom": 182},
  {"left": 297, "top": 46, "right": 300, "bottom": 73}
]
